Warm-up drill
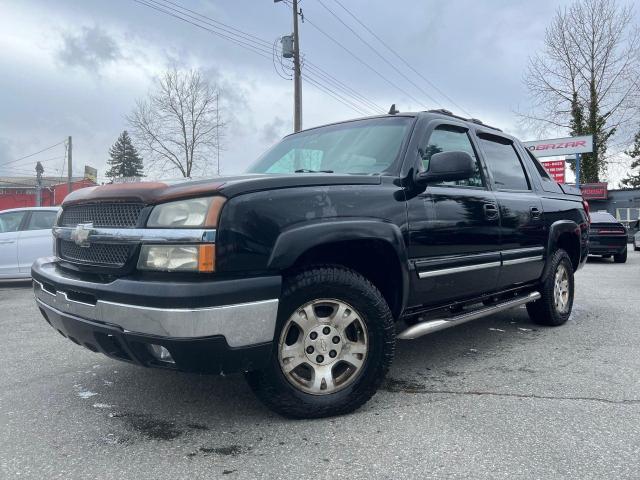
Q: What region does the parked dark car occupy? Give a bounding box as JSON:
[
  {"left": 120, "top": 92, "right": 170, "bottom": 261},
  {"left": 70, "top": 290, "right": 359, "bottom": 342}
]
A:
[
  {"left": 31, "top": 110, "right": 589, "bottom": 418},
  {"left": 588, "top": 211, "right": 628, "bottom": 262}
]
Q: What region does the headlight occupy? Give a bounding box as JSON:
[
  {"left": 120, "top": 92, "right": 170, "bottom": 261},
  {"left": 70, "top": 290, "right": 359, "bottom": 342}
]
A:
[
  {"left": 147, "top": 197, "right": 226, "bottom": 228},
  {"left": 138, "top": 244, "right": 215, "bottom": 272}
]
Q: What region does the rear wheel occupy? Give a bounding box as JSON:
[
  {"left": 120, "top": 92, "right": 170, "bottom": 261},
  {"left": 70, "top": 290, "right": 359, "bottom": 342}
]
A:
[
  {"left": 526, "top": 249, "right": 574, "bottom": 326},
  {"left": 614, "top": 248, "right": 627, "bottom": 263},
  {"left": 245, "top": 266, "right": 395, "bottom": 418}
]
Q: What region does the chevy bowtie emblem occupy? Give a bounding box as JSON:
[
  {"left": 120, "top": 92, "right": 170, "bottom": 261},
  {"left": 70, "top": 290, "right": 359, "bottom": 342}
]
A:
[{"left": 71, "top": 223, "right": 93, "bottom": 248}]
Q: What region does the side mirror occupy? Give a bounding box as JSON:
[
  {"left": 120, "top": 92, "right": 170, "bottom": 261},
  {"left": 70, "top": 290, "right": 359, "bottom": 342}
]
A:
[{"left": 416, "top": 150, "right": 475, "bottom": 184}]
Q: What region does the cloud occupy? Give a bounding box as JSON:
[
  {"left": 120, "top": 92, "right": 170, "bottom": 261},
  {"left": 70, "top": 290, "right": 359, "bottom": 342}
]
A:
[
  {"left": 261, "top": 116, "right": 287, "bottom": 144},
  {"left": 57, "top": 26, "right": 121, "bottom": 71}
]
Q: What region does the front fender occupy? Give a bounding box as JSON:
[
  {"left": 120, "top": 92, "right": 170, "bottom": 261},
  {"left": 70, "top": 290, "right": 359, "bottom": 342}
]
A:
[{"left": 267, "top": 218, "right": 410, "bottom": 313}]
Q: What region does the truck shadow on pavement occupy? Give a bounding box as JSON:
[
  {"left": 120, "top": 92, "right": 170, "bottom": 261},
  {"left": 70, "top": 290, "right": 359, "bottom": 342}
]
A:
[{"left": 72, "top": 305, "right": 544, "bottom": 439}]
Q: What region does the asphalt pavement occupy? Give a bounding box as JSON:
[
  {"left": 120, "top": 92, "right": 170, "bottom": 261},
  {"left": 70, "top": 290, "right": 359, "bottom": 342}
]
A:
[{"left": 1, "top": 252, "right": 640, "bottom": 479}]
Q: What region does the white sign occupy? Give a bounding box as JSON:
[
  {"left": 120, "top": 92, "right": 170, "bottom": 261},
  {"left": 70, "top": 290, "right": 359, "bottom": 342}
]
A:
[{"left": 523, "top": 135, "right": 593, "bottom": 158}]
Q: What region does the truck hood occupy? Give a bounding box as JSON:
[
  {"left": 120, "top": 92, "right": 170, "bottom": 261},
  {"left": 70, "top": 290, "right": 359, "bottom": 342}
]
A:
[{"left": 62, "top": 174, "right": 382, "bottom": 206}]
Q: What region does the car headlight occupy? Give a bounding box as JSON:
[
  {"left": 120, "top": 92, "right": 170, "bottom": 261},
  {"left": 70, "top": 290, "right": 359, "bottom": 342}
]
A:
[
  {"left": 147, "top": 197, "right": 226, "bottom": 228},
  {"left": 138, "top": 244, "right": 215, "bottom": 272}
]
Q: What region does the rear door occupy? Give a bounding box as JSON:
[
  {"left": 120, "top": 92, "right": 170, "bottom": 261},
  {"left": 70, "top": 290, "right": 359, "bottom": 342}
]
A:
[
  {"left": 17, "top": 210, "right": 58, "bottom": 273},
  {"left": 0, "top": 211, "right": 27, "bottom": 277},
  {"left": 476, "top": 133, "right": 546, "bottom": 288},
  {"left": 406, "top": 121, "right": 501, "bottom": 306}
]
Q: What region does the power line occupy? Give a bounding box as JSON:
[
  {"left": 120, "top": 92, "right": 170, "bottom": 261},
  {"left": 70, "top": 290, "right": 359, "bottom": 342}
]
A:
[
  {"left": 303, "top": 72, "right": 372, "bottom": 116},
  {"left": 331, "top": 0, "right": 472, "bottom": 117},
  {"left": 316, "top": 0, "right": 440, "bottom": 107},
  {"left": 0, "top": 140, "right": 66, "bottom": 169},
  {"left": 280, "top": 0, "right": 427, "bottom": 109},
  {"left": 133, "top": 0, "right": 273, "bottom": 60},
  {"left": 133, "top": 0, "right": 384, "bottom": 119}
]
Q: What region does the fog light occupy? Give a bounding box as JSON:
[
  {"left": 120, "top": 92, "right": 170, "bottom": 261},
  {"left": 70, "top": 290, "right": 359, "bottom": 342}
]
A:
[{"left": 148, "top": 344, "right": 175, "bottom": 364}]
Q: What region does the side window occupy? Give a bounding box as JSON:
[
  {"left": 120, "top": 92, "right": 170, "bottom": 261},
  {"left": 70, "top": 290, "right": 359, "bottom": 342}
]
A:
[
  {"left": 0, "top": 211, "right": 26, "bottom": 233},
  {"left": 421, "top": 126, "right": 485, "bottom": 188},
  {"left": 478, "top": 135, "right": 530, "bottom": 190},
  {"left": 526, "top": 150, "right": 553, "bottom": 182},
  {"left": 25, "top": 211, "right": 57, "bottom": 231}
]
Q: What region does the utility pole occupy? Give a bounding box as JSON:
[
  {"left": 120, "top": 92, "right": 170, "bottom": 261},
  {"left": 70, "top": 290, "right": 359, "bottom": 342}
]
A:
[
  {"left": 292, "top": 0, "right": 302, "bottom": 132},
  {"left": 67, "top": 136, "right": 73, "bottom": 195},
  {"left": 275, "top": 0, "right": 302, "bottom": 132},
  {"left": 216, "top": 91, "right": 221, "bottom": 176},
  {"left": 35, "top": 161, "right": 44, "bottom": 207}
]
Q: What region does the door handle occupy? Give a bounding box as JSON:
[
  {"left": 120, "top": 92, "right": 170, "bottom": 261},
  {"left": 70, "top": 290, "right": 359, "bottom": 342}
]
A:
[
  {"left": 0, "top": 240, "right": 15, "bottom": 245},
  {"left": 530, "top": 207, "right": 542, "bottom": 219},
  {"left": 483, "top": 203, "right": 499, "bottom": 220}
]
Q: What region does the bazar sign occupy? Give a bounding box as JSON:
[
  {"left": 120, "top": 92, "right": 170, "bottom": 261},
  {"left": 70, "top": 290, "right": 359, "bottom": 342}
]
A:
[
  {"left": 523, "top": 135, "right": 593, "bottom": 157},
  {"left": 581, "top": 182, "right": 608, "bottom": 200},
  {"left": 541, "top": 160, "right": 565, "bottom": 183}
]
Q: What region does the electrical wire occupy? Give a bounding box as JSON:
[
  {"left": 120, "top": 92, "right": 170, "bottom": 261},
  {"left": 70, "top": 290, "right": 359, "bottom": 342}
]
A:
[
  {"left": 303, "top": 73, "right": 372, "bottom": 116},
  {"left": 316, "top": 0, "right": 440, "bottom": 107},
  {"left": 0, "top": 140, "right": 66, "bottom": 169},
  {"left": 133, "top": 0, "right": 384, "bottom": 118},
  {"left": 331, "top": 0, "right": 472, "bottom": 117},
  {"left": 133, "top": 0, "right": 273, "bottom": 60},
  {"left": 281, "top": 0, "right": 427, "bottom": 109}
]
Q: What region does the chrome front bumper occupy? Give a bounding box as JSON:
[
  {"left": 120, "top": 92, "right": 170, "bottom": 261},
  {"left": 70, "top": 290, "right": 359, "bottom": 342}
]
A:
[{"left": 32, "top": 258, "right": 280, "bottom": 348}]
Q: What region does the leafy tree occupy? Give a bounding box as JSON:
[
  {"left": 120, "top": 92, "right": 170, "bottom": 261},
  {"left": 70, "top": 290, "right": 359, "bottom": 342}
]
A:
[
  {"left": 621, "top": 130, "right": 640, "bottom": 189},
  {"left": 106, "top": 130, "right": 144, "bottom": 180}
]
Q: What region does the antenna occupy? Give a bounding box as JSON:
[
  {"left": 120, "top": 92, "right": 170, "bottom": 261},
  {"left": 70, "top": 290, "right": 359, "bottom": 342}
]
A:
[{"left": 388, "top": 104, "right": 399, "bottom": 115}]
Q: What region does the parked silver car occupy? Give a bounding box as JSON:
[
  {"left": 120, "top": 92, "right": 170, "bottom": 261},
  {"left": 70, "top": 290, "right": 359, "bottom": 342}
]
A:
[{"left": 0, "top": 207, "right": 59, "bottom": 280}]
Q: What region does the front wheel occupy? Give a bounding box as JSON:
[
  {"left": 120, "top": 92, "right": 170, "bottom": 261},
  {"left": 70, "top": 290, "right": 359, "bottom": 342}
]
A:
[
  {"left": 526, "top": 249, "right": 574, "bottom": 326},
  {"left": 246, "top": 266, "right": 395, "bottom": 418}
]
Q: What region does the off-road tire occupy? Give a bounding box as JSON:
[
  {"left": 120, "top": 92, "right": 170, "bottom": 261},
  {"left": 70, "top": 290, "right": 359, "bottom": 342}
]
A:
[
  {"left": 526, "top": 249, "right": 574, "bottom": 326},
  {"left": 614, "top": 248, "right": 627, "bottom": 263},
  {"left": 245, "top": 266, "right": 395, "bottom": 419}
]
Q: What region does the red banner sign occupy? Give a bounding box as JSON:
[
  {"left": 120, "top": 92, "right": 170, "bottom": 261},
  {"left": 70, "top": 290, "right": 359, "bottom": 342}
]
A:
[
  {"left": 541, "top": 160, "right": 566, "bottom": 183},
  {"left": 580, "top": 182, "right": 608, "bottom": 200}
]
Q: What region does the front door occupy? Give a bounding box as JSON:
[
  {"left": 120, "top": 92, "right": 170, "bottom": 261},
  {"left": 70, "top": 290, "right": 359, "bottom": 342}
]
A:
[
  {"left": 17, "top": 210, "right": 58, "bottom": 273},
  {"left": 406, "top": 122, "right": 501, "bottom": 307},
  {"left": 475, "top": 133, "right": 546, "bottom": 288},
  {"left": 0, "top": 210, "right": 26, "bottom": 278}
]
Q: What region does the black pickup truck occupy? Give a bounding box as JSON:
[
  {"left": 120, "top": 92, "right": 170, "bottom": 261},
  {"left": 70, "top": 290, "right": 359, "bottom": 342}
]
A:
[{"left": 32, "top": 110, "right": 589, "bottom": 418}]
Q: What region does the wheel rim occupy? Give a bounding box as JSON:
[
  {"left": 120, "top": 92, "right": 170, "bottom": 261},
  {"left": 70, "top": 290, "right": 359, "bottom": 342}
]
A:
[
  {"left": 278, "top": 299, "right": 369, "bottom": 395},
  {"left": 553, "top": 264, "right": 570, "bottom": 314}
]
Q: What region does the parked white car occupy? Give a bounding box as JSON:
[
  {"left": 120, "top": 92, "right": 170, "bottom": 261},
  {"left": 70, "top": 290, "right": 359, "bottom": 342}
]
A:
[{"left": 0, "top": 207, "right": 59, "bottom": 280}]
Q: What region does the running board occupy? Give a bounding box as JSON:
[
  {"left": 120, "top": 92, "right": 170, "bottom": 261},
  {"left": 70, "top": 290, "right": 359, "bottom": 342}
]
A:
[{"left": 397, "top": 291, "right": 541, "bottom": 340}]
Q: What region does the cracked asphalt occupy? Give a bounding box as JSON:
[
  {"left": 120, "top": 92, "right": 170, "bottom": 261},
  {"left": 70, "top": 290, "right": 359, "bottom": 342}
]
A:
[{"left": 1, "top": 252, "right": 640, "bottom": 479}]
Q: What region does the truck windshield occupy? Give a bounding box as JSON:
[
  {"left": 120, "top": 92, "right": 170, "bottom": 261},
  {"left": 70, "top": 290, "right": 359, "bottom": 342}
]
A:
[{"left": 247, "top": 116, "right": 413, "bottom": 175}]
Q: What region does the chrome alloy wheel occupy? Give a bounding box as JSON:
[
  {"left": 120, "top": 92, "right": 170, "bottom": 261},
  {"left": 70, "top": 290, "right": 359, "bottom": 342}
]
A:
[
  {"left": 553, "top": 264, "right": 570, "bottom": 314},
  {"left": 278, "top": 299, "right": 369, "bottom": 395}
]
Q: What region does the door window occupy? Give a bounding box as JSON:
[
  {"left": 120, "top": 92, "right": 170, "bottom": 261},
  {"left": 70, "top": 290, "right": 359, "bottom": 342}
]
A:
[
  {"left": 421, "top": 126, "right": 485, "bottom": 188},
  {"left": 478, "top": 135, "right": 530, "bottom": 190},
  {"left": 0, "top": 211, "right": 26, "bottom": 233},
  {"left": 25, "top": 211, "right": 58, "bottom": 230}
]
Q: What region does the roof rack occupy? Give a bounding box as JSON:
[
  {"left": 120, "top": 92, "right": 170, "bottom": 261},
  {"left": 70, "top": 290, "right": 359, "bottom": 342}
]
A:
[{"left": 427, "top": 109, "right": 503, "bottom": 132}]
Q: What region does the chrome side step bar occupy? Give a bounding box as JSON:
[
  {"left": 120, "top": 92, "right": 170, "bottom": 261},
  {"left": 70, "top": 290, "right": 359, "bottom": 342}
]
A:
[{"left": 397, "top": 291, "right": 541, "bottom": 340}]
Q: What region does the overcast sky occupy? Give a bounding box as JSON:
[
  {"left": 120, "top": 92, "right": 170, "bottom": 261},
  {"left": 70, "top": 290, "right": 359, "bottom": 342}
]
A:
[{"left": 0, "top": 0, "right": 635, "bottom": 184}]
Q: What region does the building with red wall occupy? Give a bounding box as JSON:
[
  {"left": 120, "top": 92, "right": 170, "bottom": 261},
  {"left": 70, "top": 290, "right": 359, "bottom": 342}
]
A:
[{"left": 0, "top": 177, "right": 96, "bottom": 211}]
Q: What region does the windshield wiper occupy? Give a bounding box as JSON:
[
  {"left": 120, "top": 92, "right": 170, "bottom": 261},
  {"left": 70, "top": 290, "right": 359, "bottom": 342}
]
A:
[{"left": 294, "top": 169, "right": 334, "bottom": 173}]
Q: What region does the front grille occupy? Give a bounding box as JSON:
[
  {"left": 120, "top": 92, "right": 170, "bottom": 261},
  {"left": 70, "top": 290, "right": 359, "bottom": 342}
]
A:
[
  {"left": 60, "top": 240, "right": 132, "bottom": 267},
  {"left": 60, "top": 203, "right": 144, "bottom": 228}
]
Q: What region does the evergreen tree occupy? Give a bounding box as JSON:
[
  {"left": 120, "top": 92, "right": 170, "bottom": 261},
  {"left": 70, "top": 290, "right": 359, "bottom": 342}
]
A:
[
  {"left": 621, "top": 130, "right": 640, "bottom": 189},
  {"left": 106, "top": 131, "right": 144, "bottom": 180}
]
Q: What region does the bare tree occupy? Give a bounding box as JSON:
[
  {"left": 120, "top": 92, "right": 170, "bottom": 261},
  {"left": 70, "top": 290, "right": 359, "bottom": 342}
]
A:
[
  {"left": 128, "top": 68, "right": 225, "bottom": 178},
  {"left": 521, "top": 0, "right": 640, "bottom": 183}
]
